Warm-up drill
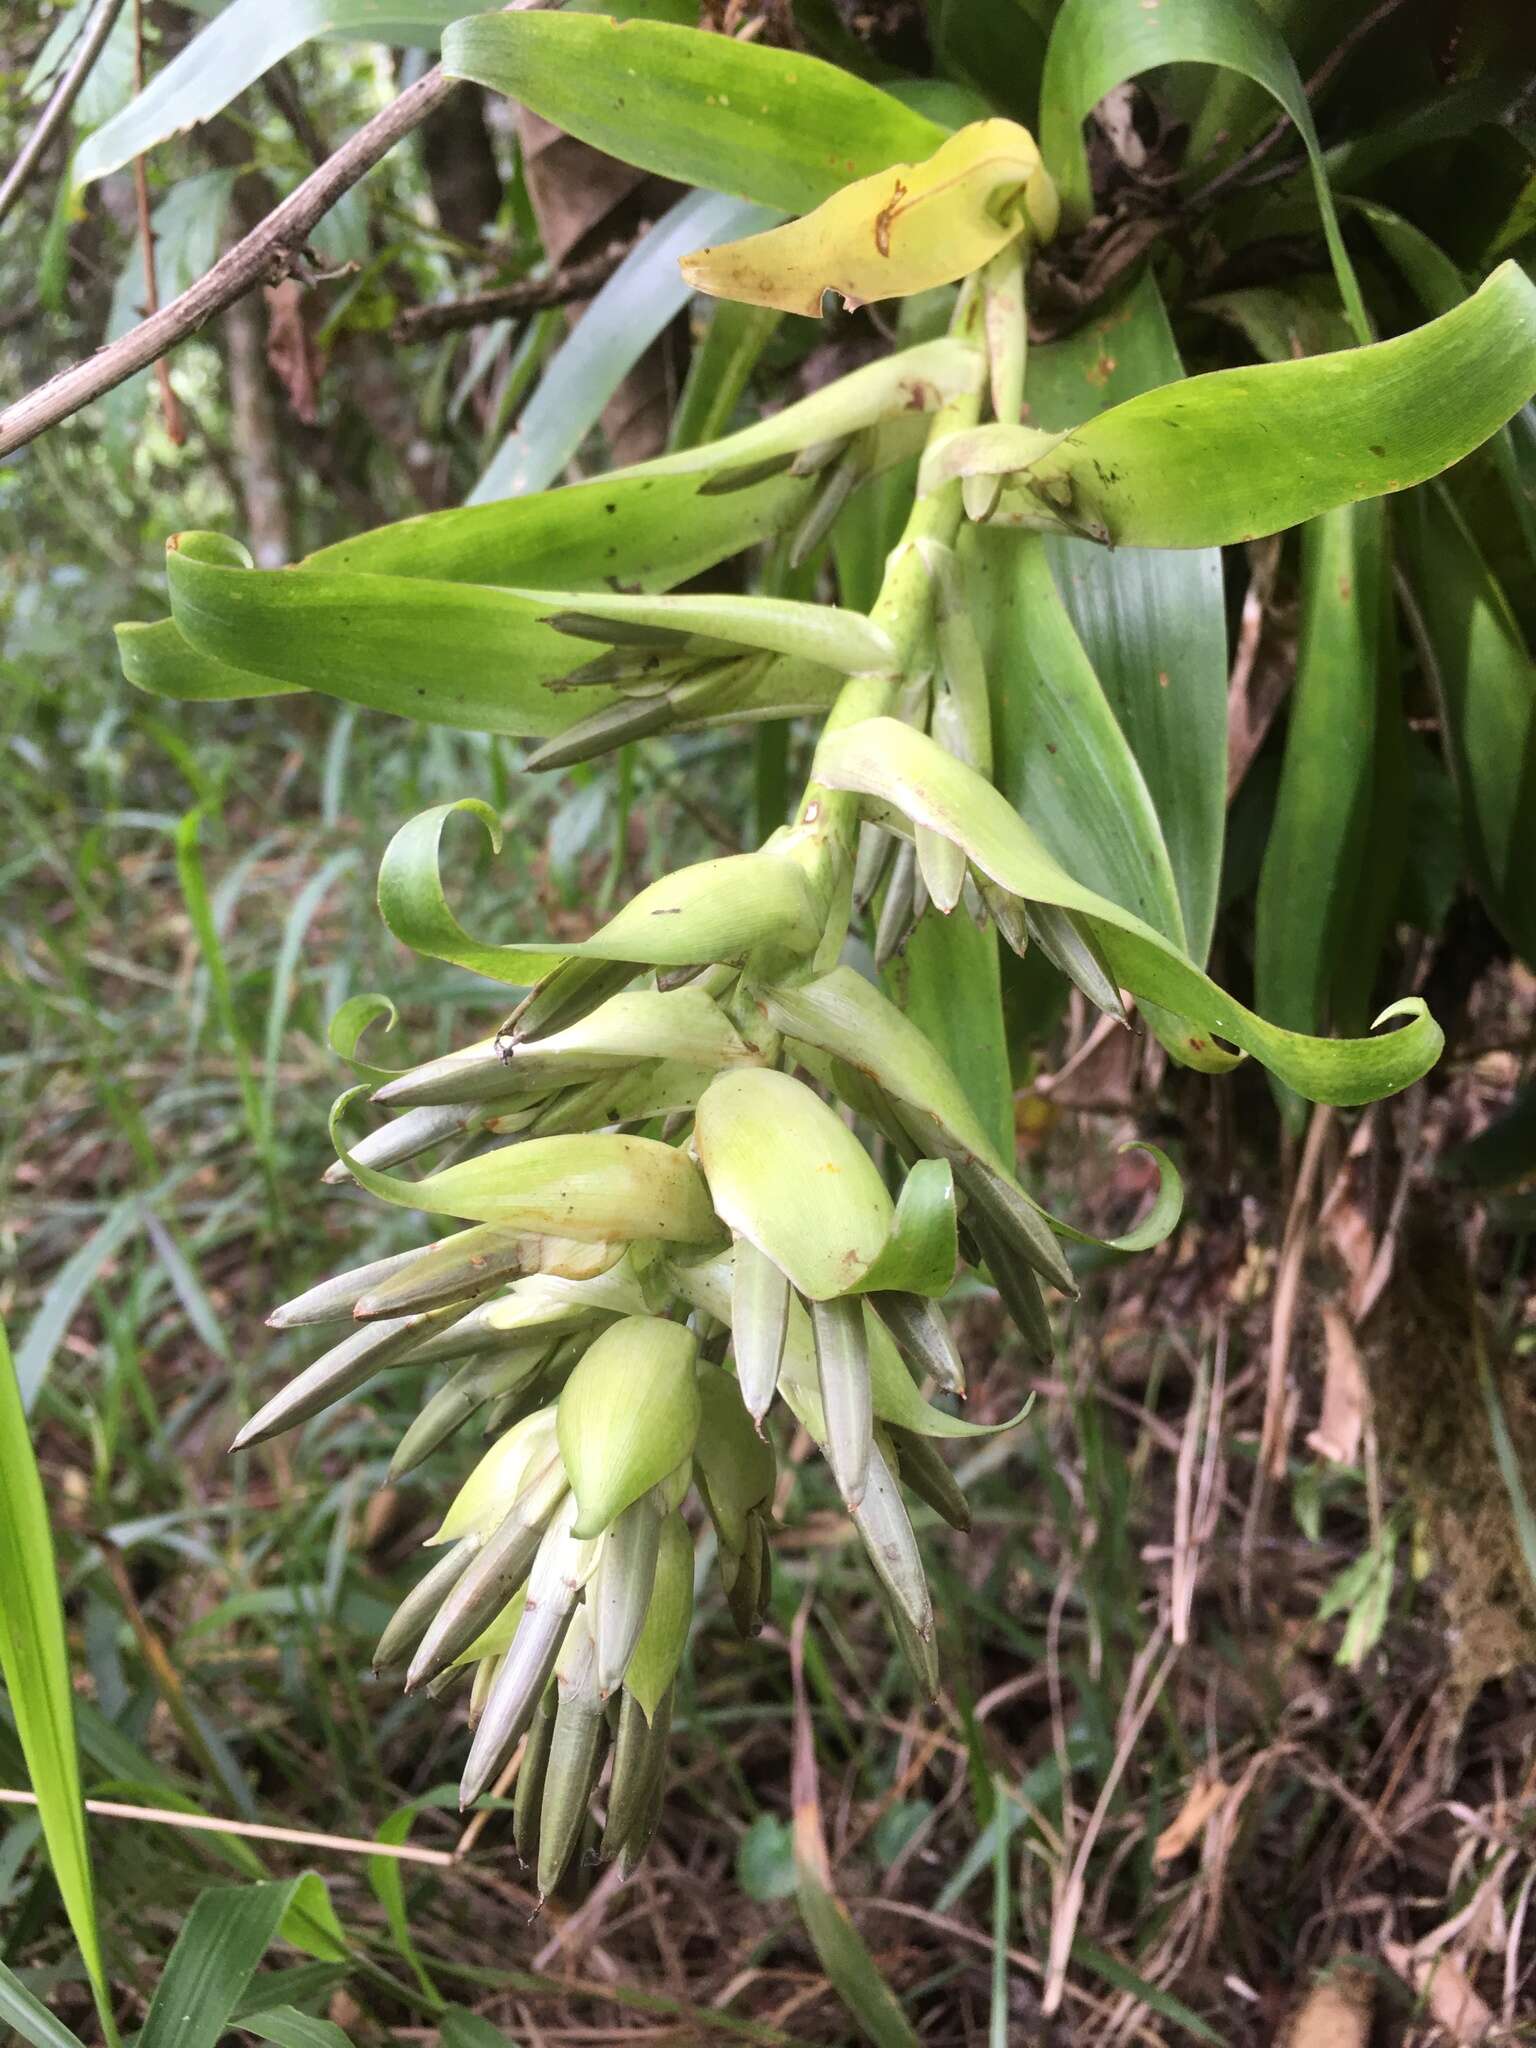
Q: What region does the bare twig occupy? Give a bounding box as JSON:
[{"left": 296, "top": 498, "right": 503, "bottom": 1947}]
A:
[
  {"left": 0, "top": 1, "right": 553, "bottom": 459},
  {"left": 130, "top": 0, "right": 184, "bottom": 444},
  {"left": 0, "top": 1786, "right": 455, "bottom": 1866},
  {"left": 392, "top": 234, "right": 637, "bottom": 342},
  {"left": 0, "top": 0, "right": 130, "bottom": 232}
]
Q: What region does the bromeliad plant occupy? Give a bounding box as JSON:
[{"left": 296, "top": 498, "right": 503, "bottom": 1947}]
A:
[{"left": 118, "top": 3, "right": 1536, "bottom": 1897}]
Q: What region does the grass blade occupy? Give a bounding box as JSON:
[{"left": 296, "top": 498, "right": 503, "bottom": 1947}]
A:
[
  {"left": 138, "top": 1874, "right": 329, "bottom": 2048},
  {"left": 14, "top": 1195, "right": 142, "bottom": 1412},
  {"left": 0, "top": 1960, "right": 88, "bottom": 2048},
  {"left": 0, "top": 1316, "right": 119, "bottom": 2046}
]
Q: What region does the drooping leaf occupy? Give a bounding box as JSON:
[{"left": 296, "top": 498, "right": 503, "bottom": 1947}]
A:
[
  {"left": 442, "top": 11, "right": 947, "bottom": 216},
  {"left": 123, "top": 461, "right": 815, "bottom": 715},
  {"left": 815, "top": 719, "right": 1443, "bottom": 1103},
  {"left": 1038, "top": 0, "right": 1369, "bottom": 339},
  {"left": 1024, "top": 270, "right": 1227, "bottom": 961},
  {"left": 377, "top": 799, "right": 819, "bottom": 986},
  {"left": 925, "top": 263, "right": 1536, "bottom": 549},
  {"left": 888, "top": 900, "right": 1014, "bottom": 1168}
]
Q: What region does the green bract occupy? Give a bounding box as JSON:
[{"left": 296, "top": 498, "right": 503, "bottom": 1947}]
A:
[{"left": 694, "top": 1068, "right": 894, "bottom": 1300}]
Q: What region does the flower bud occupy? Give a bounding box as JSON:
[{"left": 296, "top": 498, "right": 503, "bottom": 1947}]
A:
[
  {"left": 730, "top": 1237, "right": 790, "bottom": 1430},
  {"left": 694, "top": 1068, "right": 893, "bottom": 1301},
  {"left": 557, "top": 1317, "right": 701, "bottom": 1538},
  {"left": 592, "top": 1496, "right": 662, "bottom": 1697},
  {"left": 810, "top": 1294, "right": 873, "bottom": 1510},
  {"left": 623, "top": 1511, "right": 694, "bottom": 1722}
]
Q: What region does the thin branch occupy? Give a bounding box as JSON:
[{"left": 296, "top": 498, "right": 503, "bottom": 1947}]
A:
[
  {"left": 130, "top": 0, "right": 184, "bottom": 443},
  {"left": 392, "top": 233, "right": 637, "bottom": 342},
  {"left": 0, "top": 1786, "right": 455, "bottom": 1866},
  {"left": 0, "top": 0, "right": 130, "bottom": 232},
  {"left": 0, "top": 0, "right": 552, "bottom": 460}
]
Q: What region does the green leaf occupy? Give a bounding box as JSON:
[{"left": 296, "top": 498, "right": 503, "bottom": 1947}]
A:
[
  {"left": 927, "top": 263, "right": 1536, "bottom": 549},
  {"left": 73, "top": 1, "right": 470, "bottom": 187},
  {"left": 139, "top": 1875, "right": 333, "bottom": 2048},
  {"left": 125, "top": 461, "right": 814, "bottom": 716},
  {"left": 1401, "top": 488, "right": 1536, "bottom": 964},
  {"left": 1038, "top": 0, "right": 1369, "bottom": 339},
  {"left": 473, "top": 191, "right": 778, "bottom": 502},
  {"left": 849, "top": 1160, "right": 958, "bottom": 1298},
  {"left": 1024, "top": 270, "right": 1227, "bottom": 961},
  {"left": 240, "top": 2006, "right": 354, "bottom": 2048},
  {"left": 442, "top": 11, "right": 946, "bottom": 216},
  {"left": 815, "top": 719, "right": 1443, "bottom": 1104},
  {"left": 1256, "top": 500, "right": 1392, "bottom": 1124},
  {"left": 0, "top": 1319, "right": 116, "bottom": 2046},
  {"left": 377, "top": 799, "right": 819, "bottom": 986},
  {"left": 968, "top": 526, "right": 1184, "bottom": 946},
  {"left": 791, "top": 1677, "right": 920, "bottom": 2048},
  {"left": 0, "top": 1960, "right": 88, "bottom": 2048},
  {"left": 164, "top": 530, "right": 871, "bottom": 740}
]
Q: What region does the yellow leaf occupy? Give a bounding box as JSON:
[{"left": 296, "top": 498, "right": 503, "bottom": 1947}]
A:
[{"left": 680, "top": 119, "right": 1058, "bottom": 317}]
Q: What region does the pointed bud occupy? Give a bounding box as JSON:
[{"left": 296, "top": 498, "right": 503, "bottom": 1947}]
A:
[
  {"left": 853, "top": 1433, "right": 932, "bottom": 1650},
  {"left": 723, "top": 1509, "right": 771, "bottom": 1639},
  {"left": 512, "top": 1682, "right": 558, "bottom": 1865},
  {"left": 505, "top": 959, "right": 640, "bottom": 1048},
  {"left": 869, "top": 1290, "right": 966, "bottom": 1398},
  {"left": 371, "top": 1037, "right": 517, "bottom": 1110},
  {"left": 966, "top": 1210, "right": 1054, "bottom": 1365},
  {"left": 266, "top": 1244, "right": 433, "bottom": 1329},
  {"left": 388, "top": 1342, "right": 552, "bottom": 1482},
  {"left": 601, "top": 1683, "right": 668, "bottom": 1860},
  {"left": 1025, "top": 903, "right": 1129, "bottom": 1024},
  {"left": 458, "top": 1495, "right": 596, "bottom": 1807},
  {"left": 352, "top": 1225, "right": 591, "bottom": 1321},
  {"left": 407, "top": 1458, "right": 567, "bottom": 1692},
  {"left": 322, "top": 1102, "right": 482, "bottom": 1185},
  {"left": 373, "top": 1533, "right": 481, "bottom": 1672},
  {"left": 232, "top": 1303, "right": 464, "bottom": 1451},
  {"left": 810, "top": 1294, "right": 873, "bottom": 1510},
  {"left": 467, "top": 1653, "right": 500, "bottom": 1731},
  {"left": 874, "top": 838, "right": 919, "bottom": 968},
  {"left": 887, "top": 1426, "right": 971, "bottom": 1533},
  {"left": 623, "top": 1511, "right": 694, "bottom": 1722},
  {"left": 693, "top": 1362, "right": 776, "bottom": 1557},
  {"left": 592, "top": 1497, "right": 662, "bottom": 1697},
  {"left": 916, "top": 823, "right": 967, "bottom": 914},
  {"left": 730, "top": 1237, "right": 791, "bottom": 1431},
  {"left": 557, "top": 1317, "right": 701, "bottom": 1539},
  {"left": 537, "top": 1607, "right": 608, "bottom": 1897}
]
